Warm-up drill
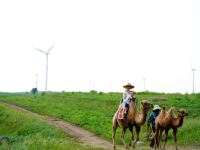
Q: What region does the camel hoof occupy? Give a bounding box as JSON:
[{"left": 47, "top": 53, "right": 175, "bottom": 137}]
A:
[
  {"left": 132, "top": 144, "right": 135, "bottom": 148},
  {"left": 125, "top": 145, "right": 129, "bottom": 149},
  {"left": 113, "top": 145, "right": 116, "bottom": 150},
  {"left": 129, "top": 141, "right": 135, "bottom": 147},
  {"left": 160, "top": 147, "right": 165, "bottom": 150}
]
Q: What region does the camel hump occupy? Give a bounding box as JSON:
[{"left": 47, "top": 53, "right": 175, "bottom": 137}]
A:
[
  {"left": 168, "top": 107, "right": 175, "bottom": 115},
  {"left": 162, "top": 106, "right": 166, "bottom": 111}
]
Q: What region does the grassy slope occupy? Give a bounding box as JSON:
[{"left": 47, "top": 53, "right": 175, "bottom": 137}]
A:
[
  {"left": 0, "top": 92, "right": 200, "bottom": 147},
  {"left": 0, "top": 102, "right": 102, "bottom": 150}
]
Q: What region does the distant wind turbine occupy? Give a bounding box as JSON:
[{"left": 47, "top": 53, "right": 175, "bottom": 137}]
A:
[
  {"left": 35, "top": 73, "right": 38, "bottom": 88},
  {"left": 33, "top": 44, "right": 55, "bottom": 92},
  {"left": 192, "top": 68, "right": 196, "bottom": 93},
  {"left": 143, "top": 77, "right": 146, "bottom": 91}
]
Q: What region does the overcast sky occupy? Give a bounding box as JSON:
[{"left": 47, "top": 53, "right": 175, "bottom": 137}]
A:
[{"left": 0, "top": 0, "right": 200, "bottom": 93}]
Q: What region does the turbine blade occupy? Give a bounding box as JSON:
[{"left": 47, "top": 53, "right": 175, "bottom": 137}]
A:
[
  {"left": 33, "top": 47, "right": 47, "bottom": 54},
  {"left": 47, "top": 43, "right": 55, "bottom": 54}
]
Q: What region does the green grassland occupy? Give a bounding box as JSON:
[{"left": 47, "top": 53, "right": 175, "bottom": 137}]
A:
[
  {"left": 0, "top": 102, "right": 102, "bottom": 150},
  {"left": 0, "top": 92, "right": 200, "bottom": 148}
]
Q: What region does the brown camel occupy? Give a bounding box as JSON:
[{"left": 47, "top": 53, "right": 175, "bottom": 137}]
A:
[
  {"left": 154, "top": 107, "right": 188, "bottom": 150},
  {"left": 112, "top": 96, "right": 152, "bottom": 149},
  {"left": 163, "top": 108, "right": 188, "bottom": 150},
  {"left": 154, "top": 106, "right": 174, "bottom": 149}
]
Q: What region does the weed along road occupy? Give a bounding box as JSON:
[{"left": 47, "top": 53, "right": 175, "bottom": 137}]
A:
[{"left": 0, "top": 100, "right": 115, "bottom": 150}]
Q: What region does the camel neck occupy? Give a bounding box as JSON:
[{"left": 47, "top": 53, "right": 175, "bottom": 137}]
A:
[
  {"left": 141, "top": 107, "right": 148, "bottom": 121},
  {"left": 136, "top": 106, "right": 148, "bottom": 125},
  {"left": 174, "top": 115, "right": 184, "bottom": 127}
]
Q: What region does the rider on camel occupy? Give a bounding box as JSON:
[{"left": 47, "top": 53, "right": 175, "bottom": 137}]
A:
[{"left": 119, "top": 83, "right": 135, "bottom": 118}]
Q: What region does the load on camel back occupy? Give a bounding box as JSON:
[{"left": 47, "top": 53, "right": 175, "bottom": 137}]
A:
[{"left": 112, "top": 83, "right": 153, "bottom": 149}]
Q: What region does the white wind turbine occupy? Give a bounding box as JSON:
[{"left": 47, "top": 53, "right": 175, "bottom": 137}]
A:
[
  {"left": 33, "top": 44, "right": 55, "bottom": 92},
  {"left": 192, "top": 68, "right": 196, "bottom": 93}
]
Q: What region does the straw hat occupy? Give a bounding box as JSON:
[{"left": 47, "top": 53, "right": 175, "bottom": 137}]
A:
[
  {"left": 123, "top": 83, "right": 134, "bottom": 89},
  {"left": 153, "top": 105, "right": 161, "bottom": 110}
]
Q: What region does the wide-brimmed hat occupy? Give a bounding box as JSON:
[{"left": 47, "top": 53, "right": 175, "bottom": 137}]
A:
[
  {"left": 123, "top": 83, "right": 134, "bottom": 89},
  {"left": 153, "top": 105, "right": 161, "bottom": 110}
]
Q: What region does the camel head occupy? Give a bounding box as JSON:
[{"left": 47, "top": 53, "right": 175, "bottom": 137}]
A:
[
  {"left": 140, "top": 100, "right": 152, "bottom": 111},
  {"left": 178, "top": 109, "right": 188, "bottom": 118}
]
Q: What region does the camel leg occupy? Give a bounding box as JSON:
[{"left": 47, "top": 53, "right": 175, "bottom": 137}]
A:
[
  {"left": 112, "top": 119, "right": 118, "bottom": 150},
  {"left": 133, "top": 125, "right": 140, "bottom": 146},
  {"left": 158, "top": 128, "right": 164, "bottom": 149},
  {"left": 121, "top": 128, "right": 128, "bottom": 149},
  {"left": 154, "top": 128, "right": 159, "bottom": 149},
  {"left": 173, "top": 128, "right": 178, "bottom": 150},
  {"left": 128, "top": 125, "right": 134, "bottom": 147},
  {"left": 163, "top": 129, "right": 169, "bottom": 150},
  {"left": 154, "top": 124, "right": 161, "bottom": 149},
  {"left": 112, "top": 126, "right": 117, "bottom": 149}
]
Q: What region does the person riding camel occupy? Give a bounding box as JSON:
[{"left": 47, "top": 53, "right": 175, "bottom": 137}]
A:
[{"left": 119, "top": 83, "right": 135, "bottom": 118}]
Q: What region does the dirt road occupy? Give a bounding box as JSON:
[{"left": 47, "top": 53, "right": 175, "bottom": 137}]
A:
[
  {"left": 0, "top": 101, "right": 115, "bottom": 150},
  {"left": 0, "top": 100, "right": 199, "bottom": 150}
]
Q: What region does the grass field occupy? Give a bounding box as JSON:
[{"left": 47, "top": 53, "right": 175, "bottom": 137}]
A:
[
  {"left": 0, "top": 102, "right": 102, "bottom": 150},
  {"left": 0, "top": 91, "right": 200, "bottom": 148}
]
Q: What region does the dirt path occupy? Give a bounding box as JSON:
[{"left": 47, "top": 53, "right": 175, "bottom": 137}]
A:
[
  {"left": 0, "top": 100, "right": 116, "bottom": 150},
  {"left": 0, "top": 100, "right": 199, "bottom": 150}
]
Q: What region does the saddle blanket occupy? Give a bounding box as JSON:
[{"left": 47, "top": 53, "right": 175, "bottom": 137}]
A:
[{"left": 117, "top": 108, "right": 127, "bottom": 119}]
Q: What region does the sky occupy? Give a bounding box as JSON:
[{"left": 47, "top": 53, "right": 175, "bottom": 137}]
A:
[{"left": 0, "top": 0, "right": 200, "bottom": 93}]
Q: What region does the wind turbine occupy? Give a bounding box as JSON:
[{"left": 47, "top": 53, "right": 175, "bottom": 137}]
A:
[
  {"left": 33, "top": 44, "right": 55, "bottom": 92},
  {"left": 192, "top": 68, "right": 196, "bottom": 93},
  {"left": 35, "top": 73, "right": 38, "bottom": 88},
  {"left": 143, "top": 77, "right": 146, "bottom": 91}
]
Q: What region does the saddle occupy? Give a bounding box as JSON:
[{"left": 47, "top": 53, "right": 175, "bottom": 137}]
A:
[{"left": 117, "top": 107, "right": 127, "bottom": 120}]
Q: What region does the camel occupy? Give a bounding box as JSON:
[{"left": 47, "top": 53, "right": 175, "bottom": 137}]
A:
[
  {"left": 112, "top": 96, "right": 152, "bottom": 149},
  {"left": 154, "top": 106, "right": 175, "bottom": 149},
  {"left": 154, "top": 107, "right": 188, "bottom": 150},
  {"left": 163, "top": 108, "right": 188, "bottom": 150}
]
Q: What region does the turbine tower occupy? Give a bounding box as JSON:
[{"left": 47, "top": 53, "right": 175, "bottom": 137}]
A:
[
  {"left": 33, "top": 44, "right": 55, "bottom": 92},
  {"left": 35, "top": 73, "right": 38, "bottom": 88},
  {"left": 192, "top": 68, "right": 196, "bottom": 93},
  {"left": 142, "top": 77, "right": 146, "bottom": 91}
]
